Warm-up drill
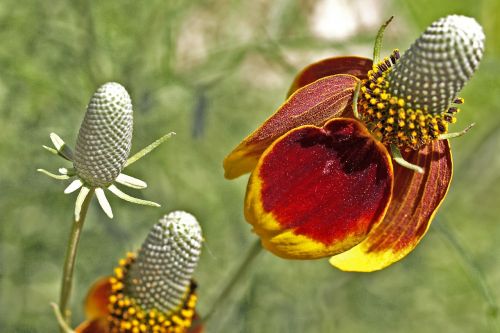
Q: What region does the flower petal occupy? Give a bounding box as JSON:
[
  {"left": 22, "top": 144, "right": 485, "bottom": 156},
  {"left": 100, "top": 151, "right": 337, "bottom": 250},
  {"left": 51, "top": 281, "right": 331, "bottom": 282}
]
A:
[
  {"left": 83, "top": 277, "right": 112, "bottom": 320},
  {"left": 75, "top": 318, "right": 109, "bottom": 333},
  {"left": 287, "top": 56, "right": 372, "bottom": 96},
  {"left": 224, "top": 74, "right": 360, "bottom": 179},
  {"left": 329, "top": 140, "right": 452, "bottom": 271},
  {"left": 245, "top": 118, "right": 393, "bottom": 259}
]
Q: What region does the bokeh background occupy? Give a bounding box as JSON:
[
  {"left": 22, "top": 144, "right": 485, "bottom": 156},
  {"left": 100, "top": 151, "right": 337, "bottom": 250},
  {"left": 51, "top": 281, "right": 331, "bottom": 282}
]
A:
[{"left": 1, "top": 0, "right": 499, "bottom": 332}]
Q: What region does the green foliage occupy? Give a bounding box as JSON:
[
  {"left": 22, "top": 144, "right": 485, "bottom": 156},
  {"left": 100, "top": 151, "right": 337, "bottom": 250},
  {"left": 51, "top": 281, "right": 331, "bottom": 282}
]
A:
[{"left": 0, "top": 0, "right": 498, "bottom": 332}]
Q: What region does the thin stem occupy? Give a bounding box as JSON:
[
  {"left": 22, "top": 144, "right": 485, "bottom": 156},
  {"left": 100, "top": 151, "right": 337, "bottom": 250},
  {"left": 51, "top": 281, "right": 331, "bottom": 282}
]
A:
[
  {"left": 201, "top": 238, "right": 262, "bottom": 325},
  {"left": 435, "top": 221, "right": 499, "bottom": 333},
  {"left": 51, "top": 303, "right": 75, "bottom": 333},
  {"left": 58, "top": 189, "right": 94, "bottom": 330}
]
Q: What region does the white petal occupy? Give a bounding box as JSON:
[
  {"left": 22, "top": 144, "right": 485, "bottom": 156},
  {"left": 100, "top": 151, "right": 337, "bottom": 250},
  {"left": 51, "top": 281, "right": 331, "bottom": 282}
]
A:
[
  {"left": 116, "top": 173, "right": 147, "bottom": 189},
  {"left": 50, "top": 132, "right": 65, "bottom": 150},
  {"left": 64, "top": 179, "right": 83, "bottom": 194},
  {"left": 108, "top": 184, "right": 160, "bottom": 207},
  {"left": 75, "top": 187, "right": 91, "bottom": 221},
  {"left": 95, "top": 188, "right": 113, "bottom": 219},
  {"left": 49, "top": 132, "right": 74, "bottom": 161}
]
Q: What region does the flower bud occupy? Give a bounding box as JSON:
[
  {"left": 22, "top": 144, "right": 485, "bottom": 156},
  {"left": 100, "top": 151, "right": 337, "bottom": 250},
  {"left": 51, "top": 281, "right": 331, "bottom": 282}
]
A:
[{"left": 73, "top": 82, "right": 133, "bottom": 187}]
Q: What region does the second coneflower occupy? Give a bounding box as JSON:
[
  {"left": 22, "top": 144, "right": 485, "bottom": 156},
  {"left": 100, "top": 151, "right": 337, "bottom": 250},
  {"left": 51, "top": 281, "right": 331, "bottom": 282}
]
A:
[
  {"left": 223, "top": 15, "right": 485, "bottom": 271},
  {"left": 76, "top": 211, "right": 204, "bottom": 333}
]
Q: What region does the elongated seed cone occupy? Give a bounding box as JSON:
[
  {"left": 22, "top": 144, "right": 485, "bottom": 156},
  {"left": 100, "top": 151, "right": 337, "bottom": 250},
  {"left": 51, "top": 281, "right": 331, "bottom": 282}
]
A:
[
  {"left": 73, "top": 82, "right": 133, "bottom": 187},
  {"left": 125, "top": 211, "right": 203, "bottom": 316},
  {"left": 388, "top": 15, "right": 485, "bottom": 114}
]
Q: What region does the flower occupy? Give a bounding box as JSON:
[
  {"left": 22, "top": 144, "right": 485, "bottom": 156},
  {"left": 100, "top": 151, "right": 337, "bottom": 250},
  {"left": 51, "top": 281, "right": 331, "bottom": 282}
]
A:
[
  {"left": 223, "top": 15, "right": 485, "bottom": 271},
  {"left": 75, "top": 211, "right": 204, "bottom": 333},
  {"left": 38, "top": 82, "right": 175, "bottom": 219}
]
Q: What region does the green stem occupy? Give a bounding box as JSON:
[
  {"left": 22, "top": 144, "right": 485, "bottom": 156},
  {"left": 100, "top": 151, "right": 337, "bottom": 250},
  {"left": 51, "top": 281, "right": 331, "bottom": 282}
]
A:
[
  {"left": 435, "top": 221, "right": 499, "bottom": 333},
  {"left": 201, "top": 238, "right": 262, "bottom": 325},
  {"left": 58, "top": 189, "right": 94, "bottom": 330}
]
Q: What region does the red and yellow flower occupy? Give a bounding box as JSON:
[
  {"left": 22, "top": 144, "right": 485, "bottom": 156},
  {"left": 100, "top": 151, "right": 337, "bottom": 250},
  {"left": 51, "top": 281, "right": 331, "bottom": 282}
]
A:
[{"left": 223, "top": 15, "right": 485, "bottom": 271}]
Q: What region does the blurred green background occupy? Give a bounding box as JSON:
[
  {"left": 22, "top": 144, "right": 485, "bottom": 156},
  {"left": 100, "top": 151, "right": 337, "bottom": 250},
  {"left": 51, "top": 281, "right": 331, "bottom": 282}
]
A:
[{"left": 1, "top": 0, "right": 499, "bottom": 332}]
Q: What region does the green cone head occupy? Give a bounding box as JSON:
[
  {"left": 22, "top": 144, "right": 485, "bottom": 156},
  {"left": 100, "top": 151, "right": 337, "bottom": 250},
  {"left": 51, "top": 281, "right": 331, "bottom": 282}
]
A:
[
  {"left": 125, "top": 211, "right": 203, "bottom": 316},
  {"left": 388, "top": 15, "right": 485, "bottom": 114},
  {"left": 73, "top": 82, "right": 133, "bottom": 187}
]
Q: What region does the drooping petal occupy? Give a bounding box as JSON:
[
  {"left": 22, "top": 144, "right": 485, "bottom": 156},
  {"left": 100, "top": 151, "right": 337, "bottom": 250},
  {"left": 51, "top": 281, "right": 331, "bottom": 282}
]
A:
[
  {"left": 64, "top": 179, "right": 83, "bottom": 194},
  {"left": 287, "top": 56, "right": 372, "bottom": 96},
  {"left": 74, "top": 277, "right": 111, "bottom": 332},
  {"left": 245, "top": 118, "right": 393, "bottom": 259},
  {"left": 83, "top": 277, "right": 112, "bottom": 320},
  {"left": 95, "top": 188, "right": 114, "bottom": 219},
  {"left": 224, "top": 74, "right": 359, "bottom": 179},
  {"left": 330, "top": 140, "right": 452, "bottom": 271},
  {"left": 115, "top": 173, "right": 147, "bottom": 189}
]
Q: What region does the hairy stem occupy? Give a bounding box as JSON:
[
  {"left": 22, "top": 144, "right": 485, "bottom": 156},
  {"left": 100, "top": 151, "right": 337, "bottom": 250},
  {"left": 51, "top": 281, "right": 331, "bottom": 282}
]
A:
[
  {"left": 58, "top": 189, "right": 94, "bottom": 330},
  {"left": 200, "top": 239, "right": 262, "bottom": 326}
]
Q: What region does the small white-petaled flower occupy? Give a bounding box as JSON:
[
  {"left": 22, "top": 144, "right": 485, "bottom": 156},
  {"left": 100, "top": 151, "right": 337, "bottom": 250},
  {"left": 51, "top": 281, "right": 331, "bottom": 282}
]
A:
[
  {"left": 38, "top": 82, "right": 176, "bottom": 219},
  {"left": 74, "top": 82, "right": 133, "bottom": 187}
]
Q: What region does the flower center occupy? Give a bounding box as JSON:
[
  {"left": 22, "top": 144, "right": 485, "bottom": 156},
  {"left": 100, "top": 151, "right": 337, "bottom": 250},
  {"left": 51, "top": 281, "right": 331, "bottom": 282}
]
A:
[
  {"left": 107, "top": 253, "right": 198, "bottom": 333},
  {"left": 358, "top": 50, "right": 463, "bottom": 150}
]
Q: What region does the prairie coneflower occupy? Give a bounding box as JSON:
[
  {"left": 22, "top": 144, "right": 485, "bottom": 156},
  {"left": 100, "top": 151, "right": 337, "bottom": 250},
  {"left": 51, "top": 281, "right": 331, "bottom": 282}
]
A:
[
  {"left": 223, "top": 15, "right": 484, "bottom": 271},
  {"left": 39, "top": 82, "right": 174, "bottom": 219},
  {"left": 75, "top": 211, "right": 203, "bottom": 333}
]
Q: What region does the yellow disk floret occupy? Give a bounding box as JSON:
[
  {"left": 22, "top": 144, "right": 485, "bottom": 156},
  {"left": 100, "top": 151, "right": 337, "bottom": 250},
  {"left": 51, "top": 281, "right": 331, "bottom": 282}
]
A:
[
  {"left": 108, "top": 254, "right": 198, "bottom": 333},
  {"left": 358, "top": 50, "right": 463, "bottom": 150}
]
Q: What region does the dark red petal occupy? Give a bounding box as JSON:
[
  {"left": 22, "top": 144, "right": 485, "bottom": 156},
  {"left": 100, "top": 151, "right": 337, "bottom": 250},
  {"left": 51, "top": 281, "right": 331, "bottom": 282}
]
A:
[
  {"left": 287, "top": 56, "right": 372, "bottom": 96},
  {"left": 330, "top": 140, "right": 453, "bottom": 271},
  {"left": 245, "top": 118, "right": 393, "bottom": 259},
  {"left": 224, "top": 74, "right": 359, "bottom": 179}
]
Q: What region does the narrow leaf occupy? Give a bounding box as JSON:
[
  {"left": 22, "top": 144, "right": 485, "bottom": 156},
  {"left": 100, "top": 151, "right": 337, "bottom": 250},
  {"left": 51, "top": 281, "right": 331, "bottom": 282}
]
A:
[
  {"left": 373, "top": 16, "right": 394, "bottom": 63},
  {"left": 125, "top": 132, "right": 176, "bottom": 168},
  {"left": 37, "top": 169, "right": 70, "bottom": 180}
]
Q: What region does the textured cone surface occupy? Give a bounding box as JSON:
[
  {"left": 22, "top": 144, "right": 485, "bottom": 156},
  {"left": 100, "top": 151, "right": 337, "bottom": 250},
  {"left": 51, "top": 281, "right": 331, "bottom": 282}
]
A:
[
  {"left": 73, "top": 82, "right": 133, "bottom": 187},
  {"left": 125, "top": 211, "right": 203, "bottom": 316},
  {"left": 388, "top": 15, "right": 484, "bottom": 114}
]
